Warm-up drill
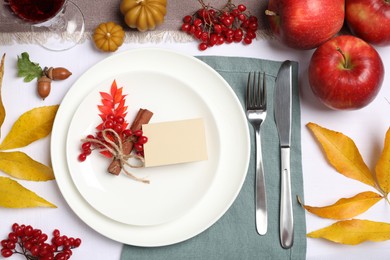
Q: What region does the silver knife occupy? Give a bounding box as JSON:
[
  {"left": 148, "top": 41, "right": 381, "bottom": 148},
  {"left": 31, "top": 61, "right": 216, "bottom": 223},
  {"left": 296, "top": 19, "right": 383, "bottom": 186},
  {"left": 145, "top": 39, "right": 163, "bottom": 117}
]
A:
[{"left": 274, "top": 60, "right": 294, "bottom": 249}]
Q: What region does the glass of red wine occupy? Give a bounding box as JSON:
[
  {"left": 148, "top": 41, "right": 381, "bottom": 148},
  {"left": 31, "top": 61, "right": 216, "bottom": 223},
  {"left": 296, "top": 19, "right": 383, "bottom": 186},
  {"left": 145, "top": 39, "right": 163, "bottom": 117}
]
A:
[{"left": 2, "top": 0, "right": 85, "bottom": 51}]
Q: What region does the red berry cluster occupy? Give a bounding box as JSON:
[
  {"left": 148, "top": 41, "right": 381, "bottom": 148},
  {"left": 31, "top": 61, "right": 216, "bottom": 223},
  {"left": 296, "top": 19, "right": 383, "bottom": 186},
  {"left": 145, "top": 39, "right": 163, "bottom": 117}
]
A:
[
  {"left": 78, "top": 124, "right": 149, "bottom": 162},
  {"left": 101, "top": 114, "right": 126, "bottom": 134},
  {"left": 181, "top": 1, "right": 258, "bottom": 50},
  {"left": 122, "top": 129, "right": 148, "bottom": 157},
  {"left": 1, "top": 223, "right": 81, "bottom": 260}
]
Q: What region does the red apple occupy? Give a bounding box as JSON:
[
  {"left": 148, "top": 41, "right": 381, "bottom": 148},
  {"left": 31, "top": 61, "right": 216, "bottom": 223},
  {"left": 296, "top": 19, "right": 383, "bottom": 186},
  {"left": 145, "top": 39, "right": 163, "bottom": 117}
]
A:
[
  {"left": 265, "top": 0, "right": 345, "bottom": 49},
  {"left": 308, "top": 35, "right": 384, "bottom": 110},
  {"left": 346, "top": 0, "right": 390, "bottom": 46}
]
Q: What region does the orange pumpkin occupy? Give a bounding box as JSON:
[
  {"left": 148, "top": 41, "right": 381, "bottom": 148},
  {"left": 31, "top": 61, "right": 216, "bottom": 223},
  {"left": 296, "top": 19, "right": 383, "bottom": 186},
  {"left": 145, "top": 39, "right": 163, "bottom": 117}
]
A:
[
  {"left": 120, "top": 0, "right": 167, "bottom": 32},
  {"left": 93, "top": 22, "right": 125, "bottom": 52}
]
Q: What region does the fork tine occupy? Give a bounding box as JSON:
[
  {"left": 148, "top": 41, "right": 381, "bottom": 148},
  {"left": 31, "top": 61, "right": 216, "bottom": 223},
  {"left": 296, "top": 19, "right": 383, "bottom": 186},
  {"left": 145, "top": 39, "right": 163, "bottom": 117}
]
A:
[
  {"left": 261, "top": 72, "right": 267, "bottom": 108},
  {"left": 255, "top": 72, "right": 261, "bottom": 107},
  {"left": 245, "top": 72, "right": 252, "bottom": 110}
]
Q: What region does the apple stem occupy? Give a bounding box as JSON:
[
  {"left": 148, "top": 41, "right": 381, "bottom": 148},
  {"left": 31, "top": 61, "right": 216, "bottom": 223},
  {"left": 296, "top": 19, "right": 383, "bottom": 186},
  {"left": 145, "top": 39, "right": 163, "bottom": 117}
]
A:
[
  {"left": 337, "top": 47, "right": 350, "bottom": 69},
  {"left": 265, "top": 10, "right": 277, "bottom": 16}
]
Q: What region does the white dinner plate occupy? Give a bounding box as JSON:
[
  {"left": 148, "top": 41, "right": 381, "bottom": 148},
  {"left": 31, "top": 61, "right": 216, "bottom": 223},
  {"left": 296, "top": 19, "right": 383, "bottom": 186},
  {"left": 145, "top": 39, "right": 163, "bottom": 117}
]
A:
[
  {"left": 66, "top": 72, "right": 219, "bottom": 226},
  {"left": 51, "top": 48, "right": 250, "bottom": 246}
]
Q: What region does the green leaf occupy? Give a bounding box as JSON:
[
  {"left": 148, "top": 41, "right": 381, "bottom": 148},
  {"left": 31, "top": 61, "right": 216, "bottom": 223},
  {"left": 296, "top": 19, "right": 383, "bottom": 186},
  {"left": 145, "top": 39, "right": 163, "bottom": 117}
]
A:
[
  {"left": 0, "top": 176, "right": 56, "bottom": 208},
  {"left": 0, "top": 105, "right": 59, "bottom": 150},
  {"left": 0, "top": 151, "right": 54, "bottom": 181},
  {"left": 17, "top": 52, "right": 42, "bottom": 82}
]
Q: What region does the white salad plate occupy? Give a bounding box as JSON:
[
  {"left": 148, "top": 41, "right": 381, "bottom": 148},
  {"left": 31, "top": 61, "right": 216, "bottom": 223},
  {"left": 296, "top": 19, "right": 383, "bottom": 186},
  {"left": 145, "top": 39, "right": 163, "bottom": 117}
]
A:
[{"left": 51, "top": 48, "right": 250, "bottom": 246}]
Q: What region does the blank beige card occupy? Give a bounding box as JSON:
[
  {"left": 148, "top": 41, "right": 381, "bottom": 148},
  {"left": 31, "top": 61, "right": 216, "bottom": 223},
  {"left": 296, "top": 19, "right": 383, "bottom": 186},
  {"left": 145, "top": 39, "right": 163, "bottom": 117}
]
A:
[{"left": 142, "top": 118, "right": 208, "bottom": 167}]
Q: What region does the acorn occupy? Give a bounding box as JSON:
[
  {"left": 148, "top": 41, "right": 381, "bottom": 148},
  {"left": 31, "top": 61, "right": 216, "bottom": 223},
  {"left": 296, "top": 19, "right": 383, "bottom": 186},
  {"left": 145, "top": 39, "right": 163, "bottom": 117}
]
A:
[
  {"left": 44, "top": 67, "right": 72, "bottom": 80},
  {"left": 37, "top": 75, "right": 52, "bottom": 99}
]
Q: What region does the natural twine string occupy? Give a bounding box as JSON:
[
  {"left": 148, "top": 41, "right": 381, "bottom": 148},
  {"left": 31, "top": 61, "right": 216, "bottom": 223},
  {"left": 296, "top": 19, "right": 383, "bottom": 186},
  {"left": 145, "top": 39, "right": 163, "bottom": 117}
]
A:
[{"left": 81, "top": 128, "right": 150, "bottom": 184}]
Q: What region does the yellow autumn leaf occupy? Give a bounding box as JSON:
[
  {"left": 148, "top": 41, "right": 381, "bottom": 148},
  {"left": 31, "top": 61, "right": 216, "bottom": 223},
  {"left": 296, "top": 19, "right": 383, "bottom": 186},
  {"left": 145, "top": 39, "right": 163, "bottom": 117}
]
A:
[
  {"left": 0, "top": 105, "right": 59, "bottom": 150},
  {"left": 307, "top": 122, "right": 376, "bottom": 188},
  {"left": 301, "top": 191, "right": 382, "bottom": 219},
  {"left": 0, "top": 176, "right": 56, "bottom": 208},
  {"left": 376, "top": 128, "right": 390, "bottom": 194},
  {"left": 0, "top": 151, "right": 54, "bottom": 181},
  {"left": 0, "top": 53, "right": 5, "bottom": 135},
  {"left": 307, "top": 219, "right": 390, "bottom": 245}
]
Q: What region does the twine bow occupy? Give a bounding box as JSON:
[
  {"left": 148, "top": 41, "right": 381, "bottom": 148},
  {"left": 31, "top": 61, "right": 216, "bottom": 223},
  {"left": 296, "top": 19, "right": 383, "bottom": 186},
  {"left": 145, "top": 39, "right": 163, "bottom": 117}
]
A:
[{"left": 82, "top": 129, "right": 150, "bottom": 184}]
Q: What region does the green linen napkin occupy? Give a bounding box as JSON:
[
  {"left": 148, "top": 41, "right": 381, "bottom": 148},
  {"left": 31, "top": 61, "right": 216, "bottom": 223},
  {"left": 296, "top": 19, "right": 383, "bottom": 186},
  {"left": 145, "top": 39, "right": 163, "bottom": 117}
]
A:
[{"left": 121, "top": 56, "right": 306, "bottom": 260}]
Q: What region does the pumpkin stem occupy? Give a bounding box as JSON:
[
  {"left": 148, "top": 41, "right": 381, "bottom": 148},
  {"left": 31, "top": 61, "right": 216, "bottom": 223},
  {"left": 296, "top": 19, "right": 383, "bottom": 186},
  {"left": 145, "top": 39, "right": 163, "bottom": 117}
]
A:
[{"left": 136, "top": 0, "right": 144, "bottom": 4}]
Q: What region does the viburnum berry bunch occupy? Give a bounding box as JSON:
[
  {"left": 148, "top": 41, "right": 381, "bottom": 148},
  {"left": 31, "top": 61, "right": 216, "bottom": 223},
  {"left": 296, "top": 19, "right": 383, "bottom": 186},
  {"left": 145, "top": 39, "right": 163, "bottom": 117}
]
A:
[
  {"left": 181, "top": 0, "right": 258, "bottom": 50},
  {"left": 1, "top": 223, "right": 81, "bottom": 260}
]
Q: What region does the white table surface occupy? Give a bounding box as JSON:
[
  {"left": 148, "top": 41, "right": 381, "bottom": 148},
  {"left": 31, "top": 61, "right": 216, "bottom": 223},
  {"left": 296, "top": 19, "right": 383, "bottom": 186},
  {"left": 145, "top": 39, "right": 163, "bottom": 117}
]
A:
[{"left": 0, "top": 37, "right": 389, "bottom": 260}]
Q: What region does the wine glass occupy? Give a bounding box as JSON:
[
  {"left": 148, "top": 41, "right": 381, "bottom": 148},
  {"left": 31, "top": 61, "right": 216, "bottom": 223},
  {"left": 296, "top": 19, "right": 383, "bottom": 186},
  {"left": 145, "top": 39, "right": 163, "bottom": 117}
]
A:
[{"left": 2, "top": 0, "right": 85, "bottom": 51}]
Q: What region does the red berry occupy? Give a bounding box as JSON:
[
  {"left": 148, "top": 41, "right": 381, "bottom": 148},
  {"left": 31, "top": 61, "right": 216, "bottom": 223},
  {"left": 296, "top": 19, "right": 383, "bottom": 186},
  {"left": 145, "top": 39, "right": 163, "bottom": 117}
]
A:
[
  {"left": 0, "top": 240, "right": 8, "bottom": 248},
  {"left": 54, "top": 253, "right": 67, "bottom": 260},
  {"left": 54, "top": 236, "right": 64, "bottom": 246},
  {"left": 134, "top": 143, "right": 144, "bottom": 152},
  {"left": 31, "top": 245, "right": 40, "bottom": 256},
  {"left": 123, "top": 129, "right": 133, "bottom": 137},
  {"left": 78, "top": 153, "right": 87, "bottom": 162},
  {"left": 193, "top": 18, "right": 202, "bottom": 27},
  {"left": 113, "top": 124, "right": 123, "bottom": 133},
  {"left": 243, "top": 37, "right": 252, "bottom": 44},
  {"left": 7, "top": 233, "right": 17, "bottom": 243},
  {"left": 103, "top": 120, "right": 114, "bottom": 129},
  {"left": 133, "top": 130, "right": 143, "bottom": 137},
  {"left": 106, "top": 114, "right": 115, "bottom": 121},
  {"left": 137, "top": 136, "right": 148, "bottom": 145},
  {"left": 114, "top": 116, "right": 125, "bottom": 125},
  {"left": 6, "top": 241, "right": 15, "bottom": 250},
  {"left": 200, "top": 32, "right": 208, "bottom": 42},
  {"left": 11, "top": 223, "right": 19, "bottom": 232},
  {"left": 214, "top": 24, "right": 222, "bottom": 34},
  {"left": 53, "top": 229, "right": 60, "bottom": 237},
  {"left": 73, "top": 238, "right": 82, "bottom": 247},
  {"left": 1, "top": 248, "right": 13, "bottom": 258},
  {"left": 199, "top": 42, "right": 208, "bottom": 51},
  {"left": 81, "top": 142, "right": 91, "bottom": 151},
  {"left": 238, "top": 4, "right": 246, "bottom": 12},
  {"left": 24, "top": 240, "right": 33, "bottom": 250},
  {"left": 181, "top": 23, "right": 190, "bottom": 32},
  {"left": 183, "top": 15, "right": 192, "bottom": 23}
]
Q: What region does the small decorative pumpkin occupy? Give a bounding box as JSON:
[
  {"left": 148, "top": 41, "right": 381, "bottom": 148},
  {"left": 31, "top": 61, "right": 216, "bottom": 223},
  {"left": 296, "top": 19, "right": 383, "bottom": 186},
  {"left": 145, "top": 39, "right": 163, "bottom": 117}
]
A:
[
  {"left": 120, "top": 0, "right": 167, "bottom": 32},
  {"left": 93, "top": 22, "right": 125, "bottom": 52}
]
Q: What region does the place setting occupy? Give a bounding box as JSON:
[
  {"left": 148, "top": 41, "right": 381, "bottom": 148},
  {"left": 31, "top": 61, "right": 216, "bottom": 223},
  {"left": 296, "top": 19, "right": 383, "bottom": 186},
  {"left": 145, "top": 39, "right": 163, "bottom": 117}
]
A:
[{"left": 0, "top": 0, "right": 389, "bottom": 259}]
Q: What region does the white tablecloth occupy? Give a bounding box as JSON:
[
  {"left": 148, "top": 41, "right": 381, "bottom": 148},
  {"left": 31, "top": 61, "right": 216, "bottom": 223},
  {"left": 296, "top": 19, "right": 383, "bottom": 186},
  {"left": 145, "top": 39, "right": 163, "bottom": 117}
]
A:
[{"left": 0, "top": 38, "right": 389, "bottom": 259}]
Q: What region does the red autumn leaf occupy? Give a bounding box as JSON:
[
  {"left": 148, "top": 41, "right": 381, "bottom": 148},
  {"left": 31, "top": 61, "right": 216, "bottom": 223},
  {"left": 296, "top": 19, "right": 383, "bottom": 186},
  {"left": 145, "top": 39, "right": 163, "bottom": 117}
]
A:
[
  {"left": 110, "top": 80, "right": 118, "bottom": 97},
  {"left": 99, "top": 92, "right": 112, "bottom": 102},
  {"left": 101, "top": 99, "right": 113, "bottom": 107},
  {"left": 97, "top": 105, "right": 112, "bottom": 115}
]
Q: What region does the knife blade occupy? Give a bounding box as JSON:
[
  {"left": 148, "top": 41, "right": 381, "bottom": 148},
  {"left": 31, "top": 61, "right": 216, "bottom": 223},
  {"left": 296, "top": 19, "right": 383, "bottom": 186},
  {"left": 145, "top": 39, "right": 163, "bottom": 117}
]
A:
[{"left": 274, "top": 60, "right": 294, "bottom": 249}]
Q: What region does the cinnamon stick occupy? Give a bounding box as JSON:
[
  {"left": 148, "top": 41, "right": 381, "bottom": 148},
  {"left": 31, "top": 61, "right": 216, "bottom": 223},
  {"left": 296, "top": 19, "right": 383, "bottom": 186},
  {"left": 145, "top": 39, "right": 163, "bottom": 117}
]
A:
[{"left": 108, "top": 108, "right": 153, "bottom": 175}]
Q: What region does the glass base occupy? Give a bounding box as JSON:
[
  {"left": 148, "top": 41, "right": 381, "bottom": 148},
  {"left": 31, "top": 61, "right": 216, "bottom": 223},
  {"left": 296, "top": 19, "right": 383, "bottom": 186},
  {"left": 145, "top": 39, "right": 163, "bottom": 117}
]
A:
[{"left": 31, "top": 1, "right": 85, "bottom": 51}]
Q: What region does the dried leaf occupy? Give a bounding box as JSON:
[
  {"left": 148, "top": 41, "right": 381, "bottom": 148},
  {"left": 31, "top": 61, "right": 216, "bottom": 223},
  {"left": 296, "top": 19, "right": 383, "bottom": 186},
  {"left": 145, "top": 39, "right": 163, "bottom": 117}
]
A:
[
  {"left": 0, "top": 105, "right": 59, "bottom": 150},
  {"left": 307, "top": 122, "right": 376, "bottom": 187},
  {"left": 0, "top": 176, "right": 56, "bottom": 208},
  {"left": 301, "top": 191, "right": 382, "bottom": 219},
  {"left": 375, "top": 128, "right": 390, "bottom": 194},
  {"left": 0, "top": 151, "right": 54, "bottom": 181},
  {"left": 0, "top": 53, "right": 5, "bottom": 135},
  {"left": 307, "top": 219, "right": 390, "bottom": 245}
]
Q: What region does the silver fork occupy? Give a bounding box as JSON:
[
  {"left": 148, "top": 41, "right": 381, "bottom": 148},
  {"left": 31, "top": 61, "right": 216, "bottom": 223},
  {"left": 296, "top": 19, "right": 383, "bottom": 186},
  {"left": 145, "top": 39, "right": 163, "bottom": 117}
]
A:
[{"left": 246, "top": 72, "right": 267, "bottom": 236}]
